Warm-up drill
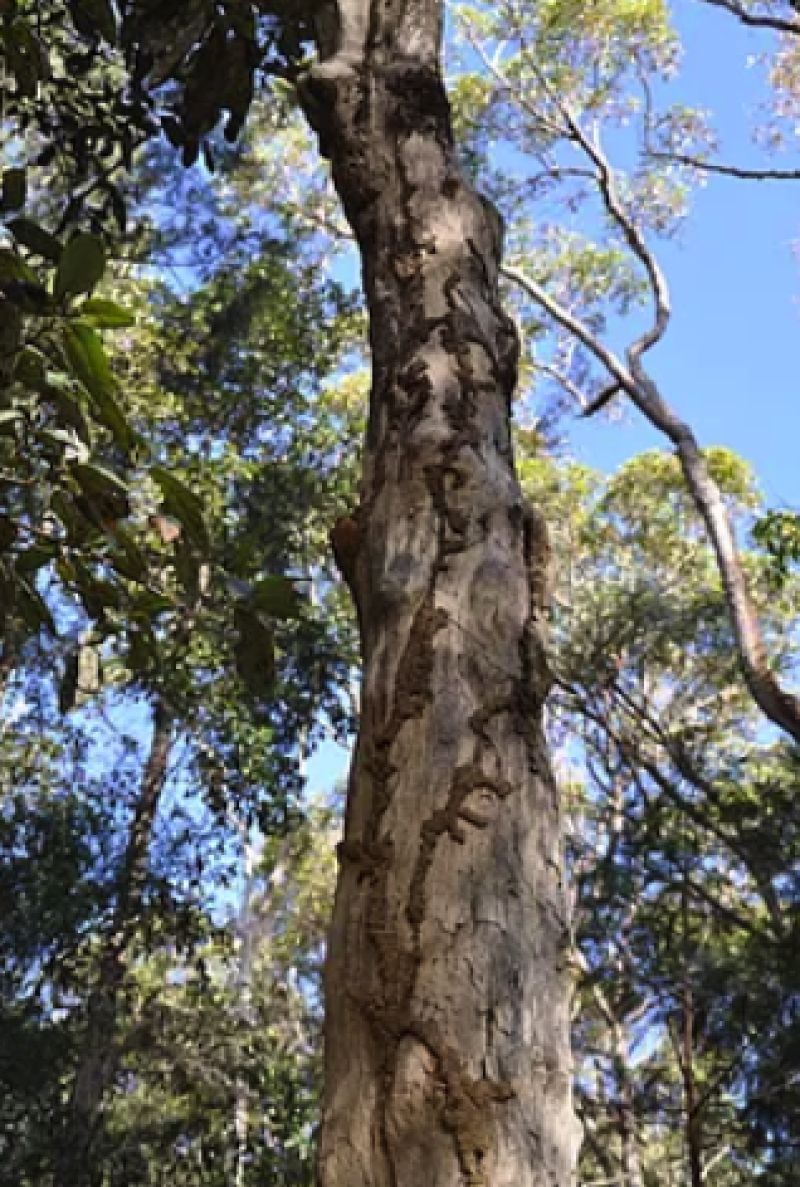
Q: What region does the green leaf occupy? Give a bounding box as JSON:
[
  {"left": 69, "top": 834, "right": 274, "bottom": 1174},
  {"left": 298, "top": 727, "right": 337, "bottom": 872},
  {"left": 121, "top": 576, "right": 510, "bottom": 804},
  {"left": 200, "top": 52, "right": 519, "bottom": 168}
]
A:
[
  {"left": 150, "top": 466, "right": 210, "bottom": 553},
  {"left": 50, "top": 490, "right": 96, "bottom": 544},
  {"left": 15, "top": 543, "right": 58, "bottom": 574},
  {"left": 127, "top": 624, "right": 157, "bottom": 675},
  {"left": 1, "top": 167, "right": 26, "bottom": 212},
  {"left": 46, "top": 383, "right": 92, "bottom": 444},
  {"left": 62, "top": 321, "right": 132, "bottom": 448},
  {"left": 0, "top": 409, "right": 22, "bottom": 436},
  {"left": 0, "top": 516, "right": 18, "bottom": 551},
  {"left": 73, "top": 570, "right": 123, "bottom": 618},
  {"left": 71, "top": 462, "right": 130, "bottom": 523},
  {"left": 249, "top": 575, "right": 304, "bottom": 620},
  {"left": 15, "top": 577, "right": 56, "bottom": 635},
  {"left": 6, "top": 17, "right": 48, "bottom": 97},
  {"left": 107, "top": 525, "right": 148, "bottom": 582},
  {"left": 78, "top": 297, "right": 136, "bottom": 327},
  {"left": 55, "top": 233, "right": 106, "bottom": 299},
  {"left": 69, "top": 0, "right": 117, "bottom": 43},
  {"left": 131, "top": 590, "right": 176, "bottom": 620},
  {"left": 0, "top": 247, "right": 35, "bottom": 284},
  {"left": 234, "top": 606, "right": 276, "bottom": 700},
  {"left": 7, "top": 217, "right": 61, "bottom": 262},
  {"left": 12, "top": 346, "right": 47, "bottom": 388}
]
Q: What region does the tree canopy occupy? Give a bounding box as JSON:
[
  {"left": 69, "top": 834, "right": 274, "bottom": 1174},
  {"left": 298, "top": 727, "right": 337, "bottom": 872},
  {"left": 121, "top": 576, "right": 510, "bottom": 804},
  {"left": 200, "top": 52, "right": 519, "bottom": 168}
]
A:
[{"left": 1, "top": 1, "right": 798, "bottom": 1184}]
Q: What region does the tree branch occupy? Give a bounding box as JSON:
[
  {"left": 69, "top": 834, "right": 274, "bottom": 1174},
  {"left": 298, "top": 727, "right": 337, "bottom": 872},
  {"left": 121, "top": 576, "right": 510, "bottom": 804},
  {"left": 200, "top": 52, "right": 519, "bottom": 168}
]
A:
[
  {"left": 648, "top": 149, "right": 800, "bottom": 182},
  {"left": 700, "top": 0, "right": 800, "bottom": 36}
]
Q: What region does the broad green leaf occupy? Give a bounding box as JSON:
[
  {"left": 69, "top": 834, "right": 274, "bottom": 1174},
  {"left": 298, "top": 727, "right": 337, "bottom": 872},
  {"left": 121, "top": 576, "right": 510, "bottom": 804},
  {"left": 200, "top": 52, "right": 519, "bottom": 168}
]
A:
[
  {"left": 7, "top": 216, "right": 61, "bottom": 262},
  {"left": 15, "top": 543, "right": 59, "bottom": 574},
  {"left": 0, "top": 516, "right": 18, "bottom": 551},
  {"left": 0, "top": 248, "right": 30, "bottom": 283},
  {"left": 62, "top": 322, "right": 133, "bottom": 448},
  {"left": 1, "top": 167, "right": 26, "bottom": 212},
  {"left": 55, "top": 233, "right": 106, "bottom": 299},
  {"left": 50, "top": 490, "right": 97, "bottom": 544},
  {"left": 73, "top": 573, "right": 123, "bottom": 618},
  {"left": 0, "top": 409, "right": 22, "bottom": 435},
  {"left": 69, "top": 0, "right": 117, "bottom": 43},
  {"left": 79, "top": 297, "right": 136, "bottom": 327},
  {"left": 249, "top": 575, "right": 304, "bottom": 620},
  {"left": 150, "top": 466, "right": 210, "bottom": 553},
  {"left": 62, "top": 322, "right": 113, "bottom": 389},
  {"left": 15, "top": 576, "right": 56, "bottom": 635},
  {"left": 107, "top": 525, "right": 148, "bottom": 582},
  {"left": 6, "top": 17, "right": 48, "bottom": 97},
  {"left": 234, "top": 606, "right": 276, "bottom": 700},
  {"left": 46, "top": 383, "right": 92, "bottom": 443},
  {"left": 71, "top": 462, "right": 130, "bottom": 523},
  {"left": 12, "top": 346, "right": 47, "bottom": 387},
  {"left": 131, "top": 590, "right": 176, "bottom": 619}
]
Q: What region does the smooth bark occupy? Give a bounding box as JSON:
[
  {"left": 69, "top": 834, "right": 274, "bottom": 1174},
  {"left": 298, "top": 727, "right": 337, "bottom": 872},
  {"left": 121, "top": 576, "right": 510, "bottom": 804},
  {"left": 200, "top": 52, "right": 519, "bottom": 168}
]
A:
[{"left": 301, "top": 4, "right": 580, "bottom": 1184}]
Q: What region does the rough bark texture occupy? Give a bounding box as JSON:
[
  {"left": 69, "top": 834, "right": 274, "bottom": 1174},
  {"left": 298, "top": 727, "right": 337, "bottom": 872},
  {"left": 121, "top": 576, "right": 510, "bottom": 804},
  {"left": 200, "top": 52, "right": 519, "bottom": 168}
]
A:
[{"left": 301, "top": 6, "right": 580, "bottom": 1184}]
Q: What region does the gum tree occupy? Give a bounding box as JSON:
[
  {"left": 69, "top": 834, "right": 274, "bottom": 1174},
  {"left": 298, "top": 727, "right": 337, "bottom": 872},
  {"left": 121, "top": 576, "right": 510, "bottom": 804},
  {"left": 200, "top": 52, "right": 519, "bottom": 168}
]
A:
[
  {"left": 287, "top": 4, "right": 581, "bottom": 1183},
  {"left": 3, "top": 0, "right": 580, "bottom": 1181}
]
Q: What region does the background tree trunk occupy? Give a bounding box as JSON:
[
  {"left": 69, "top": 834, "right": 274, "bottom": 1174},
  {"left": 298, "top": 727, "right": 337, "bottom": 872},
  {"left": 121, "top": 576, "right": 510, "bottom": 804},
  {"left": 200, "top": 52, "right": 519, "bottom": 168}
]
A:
[
  {"left": 56, "top": 701, "right": 172, "bottom": 1187},
  {"left": 301, "top": 5, "right": 581, "bottom": 1184}
]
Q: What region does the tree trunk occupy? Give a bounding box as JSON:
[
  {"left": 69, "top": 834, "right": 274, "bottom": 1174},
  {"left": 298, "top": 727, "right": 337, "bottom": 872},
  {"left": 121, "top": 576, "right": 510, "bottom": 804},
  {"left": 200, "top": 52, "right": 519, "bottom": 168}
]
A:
[
  {"left": 612, "top": 1019, "right": 644, "bottom": 1187},
  {"left": 682, "top": 979, "right": 703, "bottom": 1187},
  {"left": 56, "top": 700, "right": 172, "bottom": 1187},
  {"left": 301, "top": 5, "right": 580, "bottom": 1184}
]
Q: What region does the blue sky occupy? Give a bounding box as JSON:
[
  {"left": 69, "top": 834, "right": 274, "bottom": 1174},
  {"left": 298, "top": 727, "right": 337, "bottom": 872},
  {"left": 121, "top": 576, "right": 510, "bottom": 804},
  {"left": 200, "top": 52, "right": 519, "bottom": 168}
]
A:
[
  {"left": 308, "top": 1, "right": 800, "bottom": 795},
  {"left": 569, "top": 0, "right": 799, "bottom": 509}
]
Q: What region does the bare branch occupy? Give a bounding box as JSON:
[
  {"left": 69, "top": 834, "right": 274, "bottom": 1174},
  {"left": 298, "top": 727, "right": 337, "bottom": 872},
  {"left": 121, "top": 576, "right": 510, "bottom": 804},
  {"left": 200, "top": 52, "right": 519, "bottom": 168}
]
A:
[
  {"left": 622, "top": 371, "right": 800, "bottom": 743},
  {"left": 533, "top": 360, "right": 595, "bottom": 409},
  {"left": 648, "top": 149, "right": 800, "bottom": 182},
  {"left": 700, "top": 0, "right": 800, "bottom": 36},
  {"left": 490, "top": 9, "right": 800, "bottom": 742},
  {"left": 503, "top": 264, "right": 638, "bottom": 396},
  {"left": 580, "top": 382, "right": 623, "bottom": 418},
  {"left": 552, "top": 99, "right": 672, "bottom": 365}
]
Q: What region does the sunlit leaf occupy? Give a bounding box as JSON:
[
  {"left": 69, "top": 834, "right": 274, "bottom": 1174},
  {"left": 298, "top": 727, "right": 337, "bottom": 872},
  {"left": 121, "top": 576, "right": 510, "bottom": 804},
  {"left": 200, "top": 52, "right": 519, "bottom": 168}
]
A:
[{"left": 79, "top": 297, "right": 136, "bottom": 327}]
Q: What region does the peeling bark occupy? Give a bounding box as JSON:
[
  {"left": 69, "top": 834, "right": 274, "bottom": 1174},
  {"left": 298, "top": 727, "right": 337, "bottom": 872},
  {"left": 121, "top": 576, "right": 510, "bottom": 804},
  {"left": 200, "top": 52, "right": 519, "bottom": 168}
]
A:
[{"left": 301, "top": 5, "right": 580, "bottom": 1183}]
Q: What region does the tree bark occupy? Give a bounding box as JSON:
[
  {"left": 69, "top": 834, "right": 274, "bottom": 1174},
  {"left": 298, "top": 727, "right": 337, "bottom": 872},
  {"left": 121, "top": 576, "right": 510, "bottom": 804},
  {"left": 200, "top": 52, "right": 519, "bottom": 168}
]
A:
[
  {"left": 301, "top": 4, "right": 580, "bottom": 1184},
  {"left": 612, "top": 1019, "right": 644, "bottom": 1187},
  {"left": 56, "top": 700, "right": 172, "bottom": 1187}
]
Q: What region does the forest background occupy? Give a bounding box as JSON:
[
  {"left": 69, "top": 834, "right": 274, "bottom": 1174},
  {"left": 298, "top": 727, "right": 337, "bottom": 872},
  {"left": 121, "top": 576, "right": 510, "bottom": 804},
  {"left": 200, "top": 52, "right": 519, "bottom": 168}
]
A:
[{"left": 1, "top": 1, "right": 799, "bottom": 1185}]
